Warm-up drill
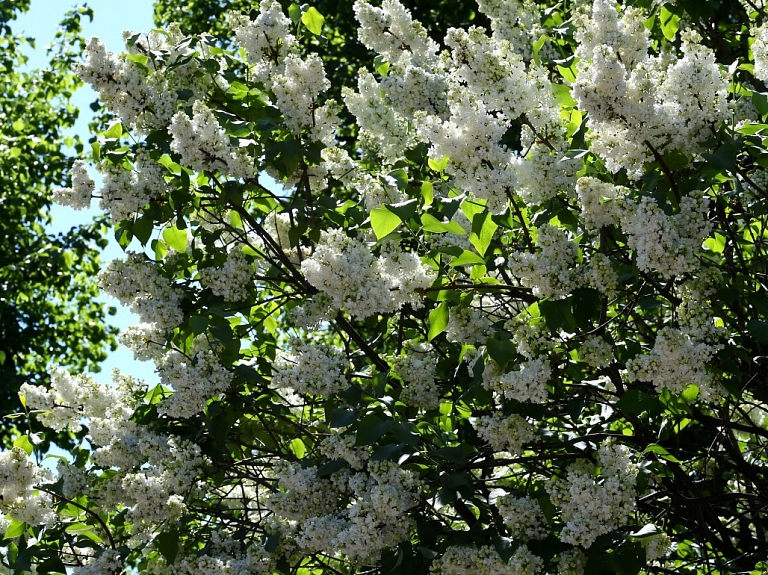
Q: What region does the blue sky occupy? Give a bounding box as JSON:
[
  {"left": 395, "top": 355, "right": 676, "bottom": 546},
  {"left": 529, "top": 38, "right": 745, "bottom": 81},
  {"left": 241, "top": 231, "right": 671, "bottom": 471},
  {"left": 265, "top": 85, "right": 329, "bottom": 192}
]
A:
[{"left": 16, "top": 0, "right": 158, "bottom": 386}]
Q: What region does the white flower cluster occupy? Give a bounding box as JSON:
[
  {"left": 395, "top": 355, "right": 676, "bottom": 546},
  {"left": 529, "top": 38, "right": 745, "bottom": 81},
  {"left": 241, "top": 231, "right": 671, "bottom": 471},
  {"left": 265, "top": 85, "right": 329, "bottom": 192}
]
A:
[
  {"left": 509, "top": 224, "right": 578, "bottom": 299},
  {"left": 77, "top": 26, "right": 207, "bottom": 134},
  {"left": 301, "top": 230, "right": 434, "bottom": 319},
  {"left": 391, "top": 346, "right": 440, "bottom": 410},
  {"left": 97, "top": 148, "right": 167, "bottom": 222},
  {"left": 231, "top": 0, "right": 298, "bottom": 81},
  {"left": 176, "top": 546, "right": 272, "bottom": 575},
  {"left": 107, "top": 436, "right": 204, "bottom": 529},
  {"left": 120, "top": 322, "right": 167, "bottom": 361},
  {"left": 445, "top": 302, "right": 492, "bottom": 344},
  {"left": 572, "top": 0, "right": 728, "bottom": 177},
  {"left": 20, "top": 366, "right": 125, "bottom": 433},
  {"left": 77, "top": 37, "right": 168, "bottom": 133},
  {"left": 444, "top": 27, "right": 531, "bottom": 121},
  {"left": 22, "top": 367, "right": 205, "bottom": 531},
  {"left": 578, "top": 335, "right": 613, "bottom": 369},
  {"left": 580, "top": 252, "right": 618, "bottom": 296},
  {"left": 495, "top": 494, "right": 549, "bottom": 540},
  {"left": 513, "top": 141, "right": 579, "bottom": 207},
  {"left": 52, "top": 160, "right": 94, "bottom": 210},
  {"left": 272, "top": 54, "right": 335, "bottom": 144},
  {"left": 356, "top": 172, "right": 406, "bottom": 211},
  {"left": 626, "top": 326, "right": 722, "bottom": 401},
  {"left": 269, "top": 460, "right": 420, "bottom": 561},
  {"left": 72, "top": 549, "right": 124, "bottom": 575},
  {"left": 507, "top": 314, "right": 556, "bottom": 360},
  {"left": 620, "top": 193, "right": 711, "bottom": 279},
  {"left": 198, "top": 247, "right": 254, "bottom": 302},
  {"left": 474, "top": 412, "right": 535, "bottom": 454},
  {"left": 354, "top": 0, "right": 439, "bottom": 69},
  {"left": 287, "top": 292, "right": 335, "bottom": 329},
  {"left": 431, "top": 544, "right": 542, "bottom": 575},
  {"left": 0, "top": 447, "right": 54, "bottom": 528},
  {"left": 169, "top": 101, "right": 253, "bottom": 178},
  {"left": 575, "top": 176, "right": 626, "bottom": 231},
  {"left": 676, "top": 269, "right": 723, "bottom": 342},
  {"left": 319, "top": 432, "right": 370, "bottom": 470},
  {"left": 643, "top": 532, "right": 673, "bottom": 561},
  {"left": 343, "top": 70, "right": 419, "bottom": 163},
  {"left": 753, "top": 22, "right": 768, "bottom": 83},
  {"left": 557, "top": 548, "right": 587, "bottom": 575},
  {"left": 272, "top": 338, "right": 348, "bottom": 396},
  {"left": 232, "top": 1, "right": 338, "bottom": 145},
  {"left": 418, "top": 92, "right": 515, "bottom": 213},
  {"left": 483, "top": 357, "right": 551, "bottom": 404},
  {"left": 549, "top": 441, "right": 638, "bottom": 548},
  {"left": 475, "top": 0, "right": 546, "bottom": 59},
  {"left": 156, "top": 340, "right": 233, "bottom": 418},
  {"left": 98, "top": 252, "right": 184, "bottom": 330}
]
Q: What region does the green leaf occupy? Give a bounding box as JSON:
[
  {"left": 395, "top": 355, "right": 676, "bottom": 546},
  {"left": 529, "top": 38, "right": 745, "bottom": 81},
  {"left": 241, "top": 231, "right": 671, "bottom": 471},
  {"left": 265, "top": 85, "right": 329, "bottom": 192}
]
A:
[
  {"left": 421, "top": 180, "right": 434, "bottom": 206},
  {"left": 374, "top": 54, "right": 390, "bottom": 76},
  {"left": 133, "top": 217, "right": 154, "bottom": 245},
  {"left": 428, "top": 301, "right": 449, "bottom": 341},
  {"left": 486, "top": 337, "right": 515, "bottom": 369},
  {"left": 355, "top": 414, "right": 392, "bottom": 446},
  {"left": 660, "top": 6, "right": 680, "bottom": 41},
  {"left": 103, "top": 121, "right": 123, "bottom": 140},
  {"left": 469, "top": 210, "right": 497, "bottom": 256},
  {"left": 628, "top": 523, "right": 660, "bottom": 539},
  {"left": 189, "top": 315, "right": 208, "bottom": 335},
  {"left": 421, "top": 214, "right": 466, "bottom": 235},
  {"left": 747, "top": 319, "right": 768, "bottom": 343},
  {"left": 616, "top": 389, "right": 658, "bottom": 414},
  {"left": 301, "top": 6, "right": 325, "bottom": 35},
  {"left": 327, "top": 408, "right": 359, "bottom": 428},
  {"left": 162, "top": 224, "right": 188, "bottom": 253},
  {"left": 644, "top": 443, "right": 681, "bottom": 463},
  {"left": 290, "top": 438, "right": 306, "bottom": 459},
  {"left": 370, "top": 207, "right": 402, "bottom": 240},
  {"left": 288, "top": 3, "right": 301, "bottom": 24},
  {"left": 13, "top": 435, "right": 33, "bottom": 456},
  {"left": 532, "top": 34, "right": 548, "bottom": 64},
  {"left": 3, "top": 520, "right": 25, "bottom": 539},
  {"left": 388, "top": 168, "right": 408, "bottom": 190},
  {"left": 0, "top": 350, "right": 5, "bottom": 365},
  {"left": 155, "top": 529, "right": 180, "bottom": 563},
  {"left": 428, "top": 156, "right": 449, "bottom": 172},
  {"left": 702, "top": 138, "right": 742, "bottom": 172},
  {"left": 557, "top": 63, "right": 576, "bottom": 82}
]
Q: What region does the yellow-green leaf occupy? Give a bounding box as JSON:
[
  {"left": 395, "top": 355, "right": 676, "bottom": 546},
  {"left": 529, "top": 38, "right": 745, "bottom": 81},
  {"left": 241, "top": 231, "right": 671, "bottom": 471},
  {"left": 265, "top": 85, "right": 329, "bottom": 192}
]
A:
[
  {"left": 660, "top": 6, "right": 680, "bottom": 41},
  {"left": 370, "top": 207, "right": 401, "bottom": 240},
  {"left": 301, "top": 7, "right": 325, "bottom": 35},
  {"left": 428, "top": 301, "right": 449, "bottom": 341},
  {"left": 163, "top": 225, "right": 188, "bottom": 253}
]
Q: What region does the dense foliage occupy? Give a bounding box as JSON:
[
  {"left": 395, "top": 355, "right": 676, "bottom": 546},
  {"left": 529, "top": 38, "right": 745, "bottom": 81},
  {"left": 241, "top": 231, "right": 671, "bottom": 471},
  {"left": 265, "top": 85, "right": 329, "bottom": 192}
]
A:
[
  {"left": 0, "top": 1, "right": 116, "bottom": 448},
  {"left": 5, "top": 0, "right": 768, "bottom": 574}
]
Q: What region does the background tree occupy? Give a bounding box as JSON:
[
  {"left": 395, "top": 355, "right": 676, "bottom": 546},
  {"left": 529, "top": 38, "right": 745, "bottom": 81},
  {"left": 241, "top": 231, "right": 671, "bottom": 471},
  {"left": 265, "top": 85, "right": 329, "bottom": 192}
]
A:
[{"left": 0, "top": 1, "right": 117, "bottom": 447}]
